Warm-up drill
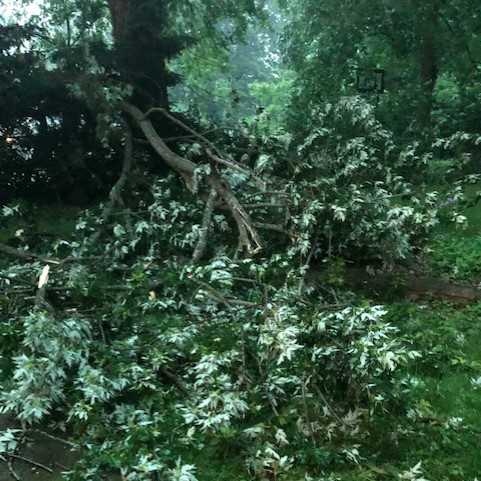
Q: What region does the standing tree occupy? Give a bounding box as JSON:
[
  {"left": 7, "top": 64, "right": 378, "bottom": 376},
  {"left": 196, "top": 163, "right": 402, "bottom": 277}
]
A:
[{"left": 280, "top": 0, "right": 480, "bottom": 135}]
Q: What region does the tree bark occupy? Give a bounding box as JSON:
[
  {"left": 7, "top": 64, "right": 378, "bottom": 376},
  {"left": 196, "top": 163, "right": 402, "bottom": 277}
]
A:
[
  {"left": 107, "top": 0, "right": 170, "bottom": 109},
  {"left": 107, "top": 0, "right": 130, "bottom": 41}
]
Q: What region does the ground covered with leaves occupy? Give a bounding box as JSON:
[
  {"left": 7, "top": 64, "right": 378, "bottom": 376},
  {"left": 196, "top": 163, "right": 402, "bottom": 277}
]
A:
[{"left": 2, "top": 204, "right": 481, "bottom": 481}]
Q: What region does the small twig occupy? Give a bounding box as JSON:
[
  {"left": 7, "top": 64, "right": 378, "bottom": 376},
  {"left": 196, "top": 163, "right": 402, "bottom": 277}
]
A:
[
  {"left": 159, "top": 366, "right": 189, "bottom": 395},
  {"left": 312, "top": 384, "right": 344, "bottom": 425},
  {"left": 232, "top": 276, "right": 258, "bottom": 284},
  {"left": 98, "top": 318, "right": 107, "bottom": 344},
  {"left": 244, "top": 191, "right": 289, "bottom": 199},
  {"left": 205, "top": 148, "right": 266, "bottom": 190},
  {"left": 162, "top": 128, "right": 221, "bottom": 142},
  {"left": 192, "top": 279, "right": 232, "bottom": 306},
  {"left": 225, "top": 297, "right": 260, "bottom": 307},
  {"left": 253, "top": 222, "right": 289, "bottom": 234},
  {"left": 243, "top": 203, "right": 286, "bottom": 209},
  {"left": 8, "top": 454, "right": 53, "bottom": 474},
  {"left": 30, "top": 429, "right": 76, "bottom": 448},
  {"left": 6, "top": 457, "right": 21, "bottom": 481},
  {"left": 192, "top": 279, "right": 258, "bottom": 308},
  {"left": 91, "top": 123, "right": 134, "bottom": 244}
]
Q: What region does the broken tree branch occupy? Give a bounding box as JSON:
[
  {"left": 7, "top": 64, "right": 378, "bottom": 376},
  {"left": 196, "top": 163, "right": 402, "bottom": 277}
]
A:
[
  {"left": 123, "top": 102, "right": 263, "bottom": 254},
  {"left": 253, "top": 223, "right": 289, "bottom": 234},
  {"left": 142, "top": 107, "right": 225, "bottom": 159},
  {"left": 35, "top": 264, "right": 51, "bottom": 310},
  {"left": 205, "top": 148, "right": 266, "bottom": 190},
  {"left": 0, "top": 243, "right": 61, "bottom": 265},
  {"left": 141, "top": 106, "right": 265, "bottom": 188},
  {"left": 0, "top": 243, "right": 101, "bottom": 266},
  {"left": 30, "top": 429, "right": 76, "bottom": 448},
  {"left": 192, "top": 278, "right": 259, "bottom": 308},
  {"left": 7, "top": 454, "right": 53, "bottom": 474},
  {"left": 91, "top": 123, "right": 134, "bottom": 244}
]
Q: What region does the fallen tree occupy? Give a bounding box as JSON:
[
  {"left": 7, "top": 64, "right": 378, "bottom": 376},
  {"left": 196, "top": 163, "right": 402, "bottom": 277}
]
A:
[
  {"left": 341, "top": 267, "right": 481, "bottom": 303},
  {"left": 0, "top": 2, "right": 474, "bottom": 480}
]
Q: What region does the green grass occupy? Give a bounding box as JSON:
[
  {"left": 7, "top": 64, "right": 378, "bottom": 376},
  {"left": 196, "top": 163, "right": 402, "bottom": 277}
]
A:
[
  {"left": 378, "top": 302, "right": 481, "bottom": 480},
  {"left": 428, "top": 181, "right": 481, "bottom": 280},
  {"left": 195, "top": 181, "right": 481, "bottom": 481}
]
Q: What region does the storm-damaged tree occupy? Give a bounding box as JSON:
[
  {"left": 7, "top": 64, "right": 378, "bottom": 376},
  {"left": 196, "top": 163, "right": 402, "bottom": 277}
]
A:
[
  {"left": 1, "top": 2, "right": 478, "bottom": 480},
  {"left": 1, "top": 0, "right": 269, "bottom": 252},
  {"left": 107, "top": 0, "right": 266, "bottom": 253}
]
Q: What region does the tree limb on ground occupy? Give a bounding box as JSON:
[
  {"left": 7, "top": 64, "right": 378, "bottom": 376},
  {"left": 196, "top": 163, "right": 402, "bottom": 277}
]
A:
[
  {"left": 319, "top": 266, "right": 481, "bottom": 303},
  {"left": 0, "top": 242, "right": 61, "bottom": 265},
  {"left": 143, "top": 107, "right": 266, "bottom": 187},
  {"left": 0, "top": 243, "right": 101, "bottom": 266}
]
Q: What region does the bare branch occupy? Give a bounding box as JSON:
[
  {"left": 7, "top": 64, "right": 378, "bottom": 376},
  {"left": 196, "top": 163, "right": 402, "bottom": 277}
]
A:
[
  {"left": 143, "top": 107, "right": 225, "bottom": 159},
  {"left": 192, "top": 189, "right": 217, "bottom": 263},
  {"left": 30, "top": 429, "right": 76, "bottom": 448},
  {"left": 91, "top": 123, "right": 134, "bottom": 244},
  {"left": 124, "top": 103, "right": 196, "bottom": 175},
  {"left": 0, "top": 243, "right": 61, "bottom": 265},
  {"left": 208, "top": 174, "right": 263, "bottom": 253},
  {"left": 0, "top": 243, "right": 101, "bottom": 267},
  {"left": 141, "top": 106, "right": 265, "bottom": 187},
  {"left": 3, "top": 455, "right": 21, "bottom": 481},
  {"left": 243, "top": 203, "right": 286, "bottom": 209},
  {"left": 35, "top": 265, "right": 52, "bottom": 311},
  {"left": 192, "top": 278, "right": 258, "bottom": 308},
  {"left": 205, "top": 148, "right": 266, "bottom": 190},
  {"left": 253, "top": 223, "right": 289, "bottom": 234},
  {"left": 7, "top": 454, "right": 53, "bottom": 474}
]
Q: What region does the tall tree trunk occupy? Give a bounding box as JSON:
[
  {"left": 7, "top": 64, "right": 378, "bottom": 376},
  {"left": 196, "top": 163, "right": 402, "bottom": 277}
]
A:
[
  {"left": 416, "top": 0, "right": 440, "bottom": 132},
  {"left": 107, "top": 0, "right": 130, "bottom": 41},
  {"left": 107, "top": 0, "right": 170, "bottom": 110}
]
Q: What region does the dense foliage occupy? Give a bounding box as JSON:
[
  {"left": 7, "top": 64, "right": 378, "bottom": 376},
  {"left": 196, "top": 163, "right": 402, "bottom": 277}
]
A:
[{"left": 1, "top": 1, "right": 481, "bottom": 480}]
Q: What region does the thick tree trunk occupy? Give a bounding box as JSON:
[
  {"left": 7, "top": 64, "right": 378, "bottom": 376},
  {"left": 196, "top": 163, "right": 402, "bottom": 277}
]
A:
[
  {"left": 107, "top": 0, "right": 170, "bottom": 109},
  {"left": 107, "top": 0, "right": 130, "bottom": 41}
]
